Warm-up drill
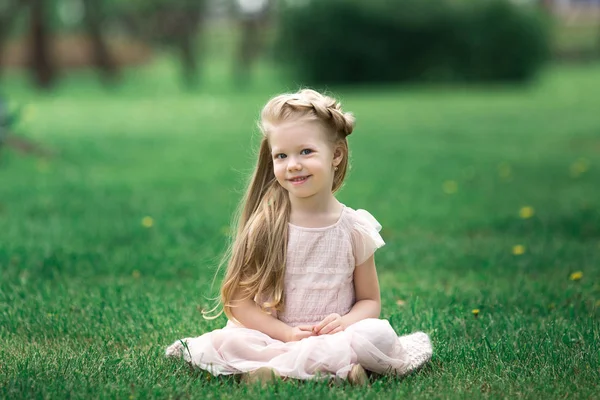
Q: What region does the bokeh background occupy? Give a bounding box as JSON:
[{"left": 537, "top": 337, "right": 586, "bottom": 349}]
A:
[{"left": 1, "top": 0, "right": 599, "bottom": 398}]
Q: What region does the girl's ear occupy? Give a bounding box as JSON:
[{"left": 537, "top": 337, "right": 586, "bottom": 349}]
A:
[{"left": 332, "top": 143, "right": 344, "bottom": 167}]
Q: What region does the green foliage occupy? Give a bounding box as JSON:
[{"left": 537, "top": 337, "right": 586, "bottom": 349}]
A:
[
  {"left": 106, "top": 0, "right": 207, "bottom": 15},
  {"left": 276, "top": 0, "right": 551, "bottom": 85},
  {"left": 454, "top": 1, "right": 551, "bottom": 81}
]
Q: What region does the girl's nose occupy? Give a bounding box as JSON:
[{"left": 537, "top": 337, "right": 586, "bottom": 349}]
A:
[{"left": 287, "top": 158, "right": 302, "bottom": 171}]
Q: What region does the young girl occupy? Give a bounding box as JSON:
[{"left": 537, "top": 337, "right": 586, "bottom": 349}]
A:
[{"left": 166, "top": 89, "right": 432, "bottom": 383}]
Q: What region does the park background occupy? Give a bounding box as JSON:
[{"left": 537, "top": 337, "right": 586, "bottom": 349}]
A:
[{"left": 1, "top": 0, "right": 599, "bottom": 398}]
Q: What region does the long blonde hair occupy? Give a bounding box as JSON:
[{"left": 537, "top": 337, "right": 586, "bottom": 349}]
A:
[{"left": 209, "top": 89, "right": 356, "bottom": 321}]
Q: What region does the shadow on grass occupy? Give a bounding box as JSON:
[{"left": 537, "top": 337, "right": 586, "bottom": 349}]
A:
[{"left": 165, "top": 356, "right": 434, "bottom": 389}]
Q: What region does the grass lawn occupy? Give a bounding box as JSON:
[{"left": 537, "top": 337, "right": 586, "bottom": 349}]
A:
[{"left": 1, "top": 58, "right": 599, "bottom": 399}]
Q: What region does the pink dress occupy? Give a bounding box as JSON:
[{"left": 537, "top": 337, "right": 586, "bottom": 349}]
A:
[{"left": 166, "top": 206, "right": 432, "bottom": 379}]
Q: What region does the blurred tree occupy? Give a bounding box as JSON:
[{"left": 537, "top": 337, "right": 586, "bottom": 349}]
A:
[
  {"left": 234, "top": 0, "right": 272, "bottom": 85},
  {"left": 116, "top": 0, "right": 207, "bottom": 86},
  {"left": 276, "top": 0, "right": 550, "bottom": 85},
  {"left": 81, "top": 0, "right": 119, "bottom": 83},
  {"left": 30, "top": 0, "right": 57, "bottom": 88},
  {"left": 0, "top": 0, "right": 118, "bottom": 88},
  {"left": 0, "top": 0, "right": 26, "bottom": 77},
  {"left": 164, "top": 2, "right": 206, "bottom": 87},
  {"left": 597, "top": 9, "right": 600, "bottom": 57},
  {"left": 539, "top": 0, "right": 553, "bottom": 12},
  {"left": 2, "top": 0, "right": 224, "bottom": 88}
]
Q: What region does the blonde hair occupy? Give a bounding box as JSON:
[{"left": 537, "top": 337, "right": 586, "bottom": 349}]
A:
[{"left": 207, "top": 89, "right": 355, "bottom": 321}]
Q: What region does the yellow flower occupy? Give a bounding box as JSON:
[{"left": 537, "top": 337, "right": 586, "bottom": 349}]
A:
[
  {"left": 132, "top": 270, "right": 141, "bottom": 279},
  {"left": 512, "top": 245, "right": 525, "bottom": 255},
  {"left": 519, "top": 206, "right": 534, "bottom": 219},
  {"left": 498, "top": 163, "right": 512, "bottom": 179},
  {"left": 141, "top": 216, "right": 154, "bottom": 228},
  {"left": 569, "top": 271, "right": 583, "bottom": 281},
  {"left": 472, "top": 309, "right": 480, "bottom": 317},
  {"left": 595, "top": 300, "right": 600, "bottom": 308},
  {"left": 443, "top": 180, "right": 458, "bottom": 194},
  {"left": 570, "top": 158, "right": 589, "bottom": 178}
]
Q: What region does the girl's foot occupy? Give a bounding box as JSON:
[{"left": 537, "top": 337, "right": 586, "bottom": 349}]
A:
[
  {"left": 241, "top": 367, "right": 281, "bottom": 385},
  {"left": 347, "top": 364, "right": 368, "bottom": 386},
  {"left": 165, "top": 338, "right": 190, "bottom": 358},
  {"left": 398, "top": 331, "right": 433, "bottom": 373}
]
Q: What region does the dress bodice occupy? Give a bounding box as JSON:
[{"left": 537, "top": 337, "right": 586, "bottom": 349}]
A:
[{"left": 277, "top": 206, "right": 385, "bottom": 326}]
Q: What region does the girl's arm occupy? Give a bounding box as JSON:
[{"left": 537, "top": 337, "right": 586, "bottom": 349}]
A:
[
  {"left": 313, "top": 254, "right": 381, "bottom": 335},
  {"left": 230, "top": 293, "right": 314, "bottom": 342},
  {"left": 343, "top": 254, "right": 382, "bottom": 325}
]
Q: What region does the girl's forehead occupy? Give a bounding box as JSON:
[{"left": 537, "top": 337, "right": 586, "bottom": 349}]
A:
[{"left": 268, "top": 121, "right": 330, "bottom": 147}]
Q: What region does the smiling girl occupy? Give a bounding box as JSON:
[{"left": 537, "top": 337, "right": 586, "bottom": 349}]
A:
[{"left": 166, "top": 89, "right": 432, "bottom": 384}]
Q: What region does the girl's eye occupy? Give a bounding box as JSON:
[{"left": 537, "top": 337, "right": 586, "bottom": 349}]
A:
[
  {"left": 275, "top": 153, "right": 287, "bottom": 159},
  {"left": 300, "top": 149, "right": 313, "bottom": 155}
]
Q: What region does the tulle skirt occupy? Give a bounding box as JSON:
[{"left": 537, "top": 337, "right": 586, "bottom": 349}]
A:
[{"left": 166, "top": 318, "right": 432, "bottom": 380}]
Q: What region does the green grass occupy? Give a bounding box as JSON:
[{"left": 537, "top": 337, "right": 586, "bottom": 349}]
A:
[{"left": 1, "top": 58, "right": 600, "bottom": 399}]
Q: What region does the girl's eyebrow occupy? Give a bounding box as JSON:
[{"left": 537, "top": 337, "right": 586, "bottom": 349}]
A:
[
  {"left": 291, "top": 143, "right": 317, "bottom": 150},
  {"left": 271, "top": 143, "right": 316, "bottom": 154}
]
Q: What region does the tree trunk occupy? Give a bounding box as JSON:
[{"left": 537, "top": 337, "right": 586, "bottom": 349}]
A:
[
  {"left": 0, "top": 0, "right": 25, "bottom": 77},
  {"left": 30, "top": 0, "right": 55, "bottom": 89},
  {"left": 597, "top": 12, "right": 600, "bottom": 58},
  {"left": 539, "top": 0, "right": 554, "bottom": 13},
  {"left": 168, "top": 7, "right": 202, "bottom": 88},
  {"left": 235, "top": 19, "right": 260, "bottom": 84},
  {"left": 233, "top": 1, "right": 271, "bottom": 86},
  {"left": 178, "top": 23, "right": 199, "bottom": 87},
  {"left": 81, "top": 0, "right": 119, "bottom": 83}
]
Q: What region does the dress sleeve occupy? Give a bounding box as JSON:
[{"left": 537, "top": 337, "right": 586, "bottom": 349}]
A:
[{"left": 351, "top": 209, "right": 385, "bottom": 265}]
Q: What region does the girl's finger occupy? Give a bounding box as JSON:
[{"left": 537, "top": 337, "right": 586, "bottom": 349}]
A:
[
  {"left": 314, "top": 316, "right": 333, "bottom": 333},
  {"left": 329, "top": 327, "right": 343, "bottom": 335},
  {"left": 298, "top": 325, "right": 314, "bottom": 332},
  {"left": 317, "top": 320, "right": 338, "bottom": 335}
]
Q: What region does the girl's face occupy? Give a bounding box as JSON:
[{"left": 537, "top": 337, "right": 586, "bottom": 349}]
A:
[{"left": 269, "top": 120, "right": 342, "bottom": 201}]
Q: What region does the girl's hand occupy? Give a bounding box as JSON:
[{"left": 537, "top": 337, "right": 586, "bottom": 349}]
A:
[
  {"left": 313, "top": 313, "right": 346, "bottom": 335},
  {"left": 285, "top": 325, "right": 315, "bottom": 342}
]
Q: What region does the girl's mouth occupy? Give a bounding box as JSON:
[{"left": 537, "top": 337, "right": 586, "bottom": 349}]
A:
[{"left": 288, "top": 175, "right": 311, "bottom": 185}]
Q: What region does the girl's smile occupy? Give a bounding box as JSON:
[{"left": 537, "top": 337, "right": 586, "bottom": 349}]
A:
[{"left": 288, "top": 175, "right": 312, "bottom": 185}]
